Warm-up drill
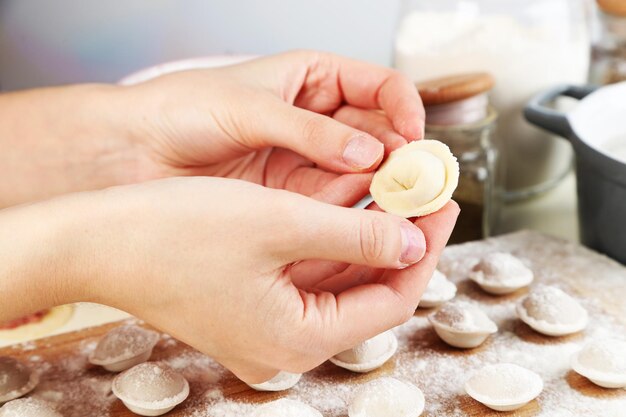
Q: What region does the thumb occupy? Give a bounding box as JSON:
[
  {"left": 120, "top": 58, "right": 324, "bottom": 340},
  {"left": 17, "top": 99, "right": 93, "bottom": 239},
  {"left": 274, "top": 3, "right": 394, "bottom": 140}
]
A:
[
  {"left": 275, "top": 194, "right": 426, "bottom": 269},
  {"left": 247, "top": 98, "right": 385, "bottom": 173}
]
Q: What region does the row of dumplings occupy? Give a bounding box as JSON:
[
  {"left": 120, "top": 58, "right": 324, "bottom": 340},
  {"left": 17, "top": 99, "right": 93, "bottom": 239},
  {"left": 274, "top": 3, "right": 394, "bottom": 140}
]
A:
[
  {"left": 0, "top": 326, "right": 188, "bottom": 417},
  {"left": 420, "top": 251, "right": 626, "bottom": 412},
  {"left": 0, "top": 323, "right": 417, "bottom": 417},
  {"left": 422, "top": 252, "right": 589, "bottom": 348},
  {"left": 147, "top": 249, "right": 626, "bottom": 415},
  {"left": 2, "top": 251, "right": 625, "bottom": 415},
  {"left": 428, "top": 284, "right": 589, "bottom": 349},
  {"left": 420, "top": 251, "right": 535, "bottom": 308},
  {"left": 252, "top": 376, "right": 425, "bottom": 417}
]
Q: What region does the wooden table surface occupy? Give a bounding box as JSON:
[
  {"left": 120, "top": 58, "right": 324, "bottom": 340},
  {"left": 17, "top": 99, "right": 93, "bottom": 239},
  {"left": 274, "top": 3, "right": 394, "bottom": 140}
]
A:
[{"left": 1, "top": 231, "right": 625, "bottom": 416}]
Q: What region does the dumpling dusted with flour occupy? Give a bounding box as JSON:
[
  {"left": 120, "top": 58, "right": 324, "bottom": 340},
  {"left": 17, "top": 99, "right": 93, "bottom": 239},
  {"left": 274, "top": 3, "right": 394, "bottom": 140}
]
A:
[
  {"left": 516, "top": 285, "right": 588, "bottom": 336},
  {"left": 112, "top": 362, "right": 189, "bottom": 416},
  {"left": 349, "top": 377, "right": 425, "bottom": 417},
  {"left": 252, "top": 399, "right": 322, "bottom": 417},
  {"left": 571, "top": 339, "right": 626, "bottom": 388},
  {"left": 89, "top": 325, "right": 159, "bottom": 372},
  {"left": 0, "top": 357, "right": 39, "bottom": 404},
  {"left": 465, "top": 363, "right": 543, "bottom": 411},
  {"left": 0, "top": 398, "right": 62, "bottom": 417},
  {"left": 429, "top": 301, "right": 497, "bottom": 348},
  {"left": 469, "top": 252, "right": 533, "bottom": 295},
  {"left": 419, "top": 269, "right": 457, "bottom": 308},
  {"left": 247, "top": 371, "right": 302, "bottom": 391},
  {"left": 329, "top": 330, "right": 398, "bottom": 373}
]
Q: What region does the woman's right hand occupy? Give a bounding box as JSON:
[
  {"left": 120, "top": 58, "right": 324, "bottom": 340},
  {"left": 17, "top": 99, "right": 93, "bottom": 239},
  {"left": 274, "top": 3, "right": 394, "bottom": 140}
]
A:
[{"left": 0, "top": 176, "right": 458, "bottom": 384}]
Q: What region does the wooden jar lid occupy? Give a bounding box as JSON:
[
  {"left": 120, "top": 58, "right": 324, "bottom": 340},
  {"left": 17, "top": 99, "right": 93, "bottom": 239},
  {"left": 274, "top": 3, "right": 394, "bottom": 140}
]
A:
[
  {"left": 598, "top": 0, "right": 626, "bottom": 16},
  {"left": 417, "top": 73, "right": 495, "bottom": 106}
]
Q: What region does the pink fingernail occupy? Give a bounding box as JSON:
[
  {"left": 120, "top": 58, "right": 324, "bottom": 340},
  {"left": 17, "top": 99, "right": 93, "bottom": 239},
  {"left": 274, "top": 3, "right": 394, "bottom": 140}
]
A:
[
  {"left": 400, "top": 223, "right": 426, "bottom": 266},
  {"left": 342, "top": 135, "right": 384, "bottom": 169}
]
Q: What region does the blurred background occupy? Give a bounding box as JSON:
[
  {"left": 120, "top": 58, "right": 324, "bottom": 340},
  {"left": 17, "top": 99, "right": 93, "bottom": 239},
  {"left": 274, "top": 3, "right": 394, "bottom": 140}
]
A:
[{"left": 0, "top": 0, "right": 400, "bottom": 89}]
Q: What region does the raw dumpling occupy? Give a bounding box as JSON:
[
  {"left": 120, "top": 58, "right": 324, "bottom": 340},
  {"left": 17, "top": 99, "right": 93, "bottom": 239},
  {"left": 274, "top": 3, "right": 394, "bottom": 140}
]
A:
[
  {"left": 247, "top": 371, "right": 302, "bottom": 391},
  {"left": 516, "top": 285, "right": 588, "bottom": 336},
  {"left": 0, "top": 398, "right": 63, "bottom": 417},
  {"left": 0, "top": 357, "right": 39, "bottom": 403},
  {"left": 89, "top": 325, "right": 159, "bottom": 372},
  {"left": 429, "top": 301, "right": 497, "bottom": 348},
  {"left": 330, "top": 330, "right": 398, "bottom": 373},
  {"left": 465, "top": 363, "right": 543, "bottom": 412},
  {"left": 419, "top": 270, "right": 457, "bottom": 308},
  {"left": 112, "top": 362, "right": 189, "bottom": 416},
  {"left": 348, "top": 377, "right": 424, "bottom": 417},
  {"left": 468, "top": 252, "right": 533, "bottom": 295},
  {"left": 251, "top": 398, "right": 322, "bottom": 417},
  {"left": 571, "top": 339, "right": 626, "bottom": 388},
  {"left": 370, "top": 140, "right": 459, "bottom": 217}
]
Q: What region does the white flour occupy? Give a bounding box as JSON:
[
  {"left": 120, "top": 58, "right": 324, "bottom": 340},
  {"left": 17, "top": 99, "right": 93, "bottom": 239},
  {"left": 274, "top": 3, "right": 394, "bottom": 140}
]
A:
[
  {"left": 394, "top": 10, "right": 589, "bottom": 190},
  {"left": 4, "top": 232, "right": 626, "bottom": 416}
]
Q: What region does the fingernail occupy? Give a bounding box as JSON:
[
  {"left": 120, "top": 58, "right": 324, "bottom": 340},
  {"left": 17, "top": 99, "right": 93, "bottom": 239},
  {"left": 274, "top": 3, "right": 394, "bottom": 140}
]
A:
[
  {"left": 342, "top": 135, "right": 384, "bottom": 169},
  {"left": 399, "top": 223, "right": 426, "bottom": 266}
]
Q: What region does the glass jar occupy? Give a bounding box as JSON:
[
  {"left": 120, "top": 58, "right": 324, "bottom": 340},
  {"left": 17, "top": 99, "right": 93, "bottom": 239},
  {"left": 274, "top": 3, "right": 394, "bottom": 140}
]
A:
[
  {"left": 428, "top": 108, "right": 499, "bottom": 243},
  {"left": 591, "top": 4, "right": 626, "bottom": 84},
  {"left": 394, "top": 0, "right": 590, "bottom": 201}
]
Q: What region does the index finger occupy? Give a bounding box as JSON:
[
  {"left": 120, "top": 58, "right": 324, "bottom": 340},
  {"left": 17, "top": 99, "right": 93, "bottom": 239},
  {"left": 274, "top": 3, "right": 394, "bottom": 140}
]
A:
[{"left": 334, "top": 56, "right": 425, "bottom": 140}]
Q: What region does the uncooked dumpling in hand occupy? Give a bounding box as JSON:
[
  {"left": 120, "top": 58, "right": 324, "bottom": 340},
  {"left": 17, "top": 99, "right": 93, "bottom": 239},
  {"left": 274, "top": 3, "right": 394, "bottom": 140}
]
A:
[{"left": 370, "top": 140, "right": 459, "bottom": 217}]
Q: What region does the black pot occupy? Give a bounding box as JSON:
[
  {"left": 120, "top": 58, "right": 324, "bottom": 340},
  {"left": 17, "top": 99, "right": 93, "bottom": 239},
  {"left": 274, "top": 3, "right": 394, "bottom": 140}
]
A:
[{"left": 525, "top": 83, "right": 626, "bottom": 264}]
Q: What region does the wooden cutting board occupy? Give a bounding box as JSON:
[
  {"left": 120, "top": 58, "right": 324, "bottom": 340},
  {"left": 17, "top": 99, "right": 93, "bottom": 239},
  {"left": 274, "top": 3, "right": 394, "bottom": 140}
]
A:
[{"left": 1, "top": 231, "right": 625, "bottom": 416}]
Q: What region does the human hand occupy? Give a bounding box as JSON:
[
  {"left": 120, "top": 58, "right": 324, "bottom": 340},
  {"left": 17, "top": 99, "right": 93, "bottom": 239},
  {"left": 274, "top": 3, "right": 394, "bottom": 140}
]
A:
[
  {"left": 117, "top": 51, "right": 424, "bottom": 199},
  {"left": 0, "top": 51, "right": 423, "bottom": 208},
  {"left": 29, "top": 177, "right": 456, "bottom": 384}
]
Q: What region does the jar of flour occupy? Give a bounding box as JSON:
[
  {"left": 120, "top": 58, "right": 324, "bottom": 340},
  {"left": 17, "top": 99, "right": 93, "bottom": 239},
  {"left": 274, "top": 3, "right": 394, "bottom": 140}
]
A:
[
  {"left": 591, "top": 0, "right": 626, "bottom": 85},
  {"left": 394, "top": 0, "right": 590, "bottom": 200}
]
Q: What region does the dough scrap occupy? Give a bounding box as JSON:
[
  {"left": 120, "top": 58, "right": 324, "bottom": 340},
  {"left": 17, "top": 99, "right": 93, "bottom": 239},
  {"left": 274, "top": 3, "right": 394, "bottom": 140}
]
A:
[{"left": 370, "top": 140, "right": 459, "bottom": 217}]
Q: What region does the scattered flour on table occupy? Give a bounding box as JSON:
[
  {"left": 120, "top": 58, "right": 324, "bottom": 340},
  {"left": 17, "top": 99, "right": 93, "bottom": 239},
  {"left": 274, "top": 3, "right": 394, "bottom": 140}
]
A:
[{"left": 4, "top": 232, "right": 626, "bottom": 416}]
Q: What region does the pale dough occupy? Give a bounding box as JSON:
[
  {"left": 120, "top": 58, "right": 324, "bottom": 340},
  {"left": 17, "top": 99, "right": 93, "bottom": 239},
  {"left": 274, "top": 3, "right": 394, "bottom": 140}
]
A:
[
  {"left": 348, "top": 377, "right": 424, "bottom": 417},
  {"left": 464, "top": 363, "right": 543, "bottom": 412},
  {"left": 330, "top": 330, "right": 398, "bottom": 373},
  {"left": 516, "top": 285, "right": 588, "bottom": 336},
  {"left": 571, "top": 339, "right": 626, "bottom": 388},
  {"left": 0, "top": 398, "right": 62, "bottom": 417},
  {"left": 112, "top": 362, "right": 189, "bottom": 416},
  {"left": 369, "top": 140, "right": 459, "bottom": 217}
]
